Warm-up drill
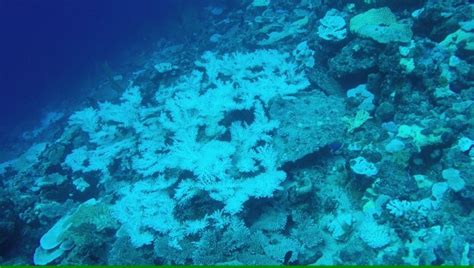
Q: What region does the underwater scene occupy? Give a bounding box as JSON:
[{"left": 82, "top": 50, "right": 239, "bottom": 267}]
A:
[{"left": 0, "top": 0, "right": 473, "bottom": 265}]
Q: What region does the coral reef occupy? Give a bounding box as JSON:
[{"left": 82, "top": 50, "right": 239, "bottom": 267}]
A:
[{"left": 0, "top": 0, "right": 473, "bottom": 265}]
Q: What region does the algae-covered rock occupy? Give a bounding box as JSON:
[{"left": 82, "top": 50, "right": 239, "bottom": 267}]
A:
[{"left": 269, "top": 91, "right": 346, "bottom": 164}]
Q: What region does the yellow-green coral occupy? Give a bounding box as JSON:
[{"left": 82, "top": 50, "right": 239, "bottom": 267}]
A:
[
  {"left": 397, "top": 124, "right": 443, "bottom": 150},
  {"left": 400, "top": 58, "right": 415, "bottom": 73},
  {"left": 258, "top": 16, "right": 309, "bottom": 45},
  {"left": 58, "top": 199, "right": 118, "bottom": 247},
  {"left": 440, "top": 29, "right": 474, "bottom": 52},
  {"left": 252, "top": 0, "right": 270, "bottom": 7},
  {"left": 67, "top": 200, "right": 118, "bottom": 231},
  {"left": 350, "top": 7, "right": 413, "bottom": 44},
  {"left": 344, "top": 110, "right": 372, "bottom": 133}
]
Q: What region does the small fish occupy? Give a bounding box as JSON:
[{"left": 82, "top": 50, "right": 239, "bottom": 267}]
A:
[
  {"left": 328, "top": 141, "right": 344, "bottom": 153},
  {"left": 283, "top": 251, "right": 293, "bottom": 265}
]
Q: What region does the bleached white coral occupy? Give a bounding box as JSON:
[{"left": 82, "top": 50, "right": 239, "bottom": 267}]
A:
[
  {"left": 195, "top": 49, "right": 309, "bottom": 106},
  {"left": 68, "top": 107, "right": 99, "bottom": 134},
  {"left": 358, "top": 215, "right": 391, "bottom": 249},
  {"left": 327, "top": 213, "right": 354, "bottom": 240},
  {"left": 60, "top": 47, "right": 306, "bottom": 248},
  {"left": 318, "top": 9, "right": 347, "bottom": 41},
  {"left": 112, "top": 180, "right": 181, "bottom": 248},
  {"left": 292, "top": 41, "right": 315, "bottom": 68},
  {"left": 64, "top": 137, "right": 134, "bottom": 175}
]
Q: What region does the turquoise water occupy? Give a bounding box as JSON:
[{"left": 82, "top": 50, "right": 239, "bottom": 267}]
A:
[{"left": 0, "top": 0, "right": 473, "bottom": 265}]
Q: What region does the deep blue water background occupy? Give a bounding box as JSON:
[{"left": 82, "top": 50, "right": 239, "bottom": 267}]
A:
[{"left": 0, "top": 0, "right": 183, "bottom": 136}]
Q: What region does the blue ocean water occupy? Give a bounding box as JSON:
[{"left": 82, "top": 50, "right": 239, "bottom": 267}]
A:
[
  {"left": 0, "top": 0, "right": 473, "bottom": 265},
  {"left": 0, "top": 0, "right": 180, "bottom": 149}
]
